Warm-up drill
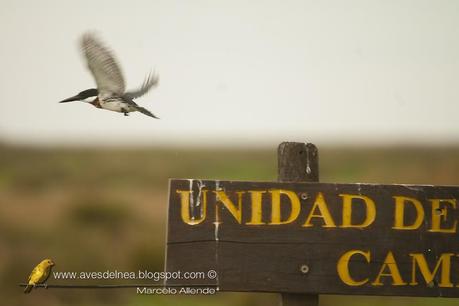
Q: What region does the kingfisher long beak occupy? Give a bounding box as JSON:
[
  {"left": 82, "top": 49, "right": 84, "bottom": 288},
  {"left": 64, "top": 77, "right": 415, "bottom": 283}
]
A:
[{"left": 59, "top": 95, "right": 81, "bottom": 103}]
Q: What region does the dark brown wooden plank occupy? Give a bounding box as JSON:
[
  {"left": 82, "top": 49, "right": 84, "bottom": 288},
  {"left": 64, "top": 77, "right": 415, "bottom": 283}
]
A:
[{"left": 165, "top": 178, "right": 459, "bottom": 297}]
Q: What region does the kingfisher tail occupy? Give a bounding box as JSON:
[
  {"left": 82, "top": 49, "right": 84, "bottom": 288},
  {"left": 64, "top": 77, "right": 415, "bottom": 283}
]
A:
[{"left": 135, "top": 106, "right": 159, "bottom": 119}]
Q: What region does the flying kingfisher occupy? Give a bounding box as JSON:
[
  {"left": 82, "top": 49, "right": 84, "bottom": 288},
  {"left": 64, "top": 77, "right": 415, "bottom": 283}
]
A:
[{"left": 60, "top": 33, "right": 159, "bottom": 118}]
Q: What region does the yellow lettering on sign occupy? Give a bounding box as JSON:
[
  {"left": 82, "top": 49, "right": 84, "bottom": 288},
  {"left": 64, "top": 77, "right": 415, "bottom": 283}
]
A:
[
  {"left": 410, "top": 253, "right": 454, "bottom": 287},
  {"left": 340, "top": 194, "right": 376, "bottom": 228},
  {"left": 303, "top": 192, "right": 336, "bottom": 227},
  {"left": 177, "top": 190, "right": 208, "bottom": 225},
  {"left": 372, "top": 251, "right": 406, "bottom": 286},
  {"left": 337, "top": 250, "right": 370, "bottom": 286},
  {"left": 246, "top": 190, "right": 266, "bottom": 225},
  {"left": 392, "top": 196, "right": 424, "bottom": 230},
  {"left": 429, "top": 199, "right": 457, "bottom": 233},
  {"left": 269, "top": 189, "right": 300, "bottom": 225},
  {"left": 214, "top": 190, "right": 244, "bottom": 224}
]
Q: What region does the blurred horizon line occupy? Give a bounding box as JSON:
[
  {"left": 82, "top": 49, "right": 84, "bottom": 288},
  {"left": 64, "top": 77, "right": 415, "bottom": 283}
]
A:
[{"left": 1, "top": 136, "right": 459, "bottom": 150}]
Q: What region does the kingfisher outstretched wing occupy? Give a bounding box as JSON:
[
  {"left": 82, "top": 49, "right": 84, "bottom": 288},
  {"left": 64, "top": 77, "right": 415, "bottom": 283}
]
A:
[
  {"left": 125, "top": 73, "right": 159, "bottom": 99},
  {"left": 81, "top": 33, "right": 126, "bottom": 98}
]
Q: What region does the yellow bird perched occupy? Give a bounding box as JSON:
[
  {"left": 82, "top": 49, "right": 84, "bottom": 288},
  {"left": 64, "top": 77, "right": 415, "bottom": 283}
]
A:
[{"left": 24, "top": 259, "right": 55, "bottom": 294}]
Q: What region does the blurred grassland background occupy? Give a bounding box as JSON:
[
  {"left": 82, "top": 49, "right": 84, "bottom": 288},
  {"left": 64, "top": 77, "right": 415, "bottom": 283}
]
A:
[{"left": 1, "top": 143, "right": 459, "bottom": 306}]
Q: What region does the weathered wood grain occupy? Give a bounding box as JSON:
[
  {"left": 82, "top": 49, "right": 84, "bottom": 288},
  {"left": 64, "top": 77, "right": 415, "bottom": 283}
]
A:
[
  {"left": 278, "top": 142, "right": 320, "bottom": 306},
  {"left": 165, "top": 178, "right": 459, "bottom": 297}
]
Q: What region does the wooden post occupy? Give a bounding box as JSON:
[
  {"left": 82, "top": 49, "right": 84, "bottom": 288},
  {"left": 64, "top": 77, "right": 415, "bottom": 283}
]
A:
[{"left": 278, "top": 142, "right": 319, "bottom": 306}]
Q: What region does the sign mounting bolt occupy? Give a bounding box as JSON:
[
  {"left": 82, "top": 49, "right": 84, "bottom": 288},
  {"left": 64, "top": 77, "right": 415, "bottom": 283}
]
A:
[{"left": 300, "top": 264, "right": 310, "bottom": 274}]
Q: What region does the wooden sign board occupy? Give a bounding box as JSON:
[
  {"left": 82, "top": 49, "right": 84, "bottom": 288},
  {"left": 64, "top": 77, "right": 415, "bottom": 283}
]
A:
[{"left": 165, "top": 179, "right": 459, "bottom": 297}]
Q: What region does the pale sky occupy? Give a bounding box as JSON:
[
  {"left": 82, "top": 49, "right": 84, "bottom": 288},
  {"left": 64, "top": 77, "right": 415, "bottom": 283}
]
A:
[{"left": 1, "top": 0, "right": 458, "bottom": 146}]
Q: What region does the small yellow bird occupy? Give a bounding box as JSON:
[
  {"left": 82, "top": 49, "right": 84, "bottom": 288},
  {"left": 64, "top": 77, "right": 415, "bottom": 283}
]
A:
[{"left": 24, "top": 259, "right": 55, "bottom": 294}]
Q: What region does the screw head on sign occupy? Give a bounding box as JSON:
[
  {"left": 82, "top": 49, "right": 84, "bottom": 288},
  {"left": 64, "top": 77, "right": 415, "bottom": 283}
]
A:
[{"left": 300, "top": 264, "right": 309, "bottom": 274}]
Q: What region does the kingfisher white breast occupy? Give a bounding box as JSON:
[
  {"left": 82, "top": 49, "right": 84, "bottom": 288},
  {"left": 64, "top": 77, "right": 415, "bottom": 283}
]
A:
[{"left": 100, "top": 97, "right": 135, "bottom": 113}]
